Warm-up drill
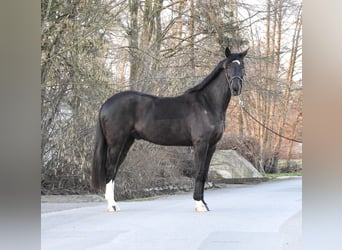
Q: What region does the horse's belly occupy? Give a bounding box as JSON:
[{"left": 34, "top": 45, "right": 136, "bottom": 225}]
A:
[{"left": 134, "top": 119, "right": 192, "bottom": 146}]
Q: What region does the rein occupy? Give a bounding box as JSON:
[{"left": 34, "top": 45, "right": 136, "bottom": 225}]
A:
[{"left": 237, "top": 96, "right": 303, "bottom": 144}]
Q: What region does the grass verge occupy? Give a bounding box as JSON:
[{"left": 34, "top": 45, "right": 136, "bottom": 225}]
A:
[{"left": 265, "top": 170, "right": 302, "bottom": 180}]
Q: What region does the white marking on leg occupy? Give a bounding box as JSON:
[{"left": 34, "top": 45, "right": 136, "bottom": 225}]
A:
[
  {"left": 105, "top": 180, "right": 120, "bottom": 212},
  {"left": 112, "top": 181, "right": 120, "bottom": 211},
  {"left": 195, "top": 200, "right": 208, "bottom": 212},
  {"left": 195, "top": 200, "right": 203, "bottom": 208},
  {"left": 105, "top": 180, "right": 113, "bottom": 201}
]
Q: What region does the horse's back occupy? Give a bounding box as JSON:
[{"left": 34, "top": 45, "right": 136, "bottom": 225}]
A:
[
  {"left": 101, "top": 90, "right": 152, "bottom": 107},
  {"left": 101, "top": 91, "right": 154, "bottom": 116}
]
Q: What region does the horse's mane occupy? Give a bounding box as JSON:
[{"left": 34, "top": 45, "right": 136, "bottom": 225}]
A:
[{"left": 185, "top": 59, "right": 226, "bottom": 94}]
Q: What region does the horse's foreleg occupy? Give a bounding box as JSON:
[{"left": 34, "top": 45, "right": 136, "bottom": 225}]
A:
[
  {"left": 193, "top": 142, "right": 209, "bottom": 212},
  {"left": 193, "top": 144, "right": 216, "bottom": 212}
]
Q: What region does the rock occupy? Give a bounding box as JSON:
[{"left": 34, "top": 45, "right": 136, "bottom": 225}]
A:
[{"left": 208, "top": 150, "right": 262, "bottom": 183}]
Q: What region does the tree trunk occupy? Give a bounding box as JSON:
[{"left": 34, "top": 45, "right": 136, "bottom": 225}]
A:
[
  {"left": 274, "top": 4, "right": 302, "bottom": 167},
  {"left": 189, "top": 0, "right": 195, "bottom": 75},
  {"left": 128, "top": 0, "right": 140, "bottom": 86}
]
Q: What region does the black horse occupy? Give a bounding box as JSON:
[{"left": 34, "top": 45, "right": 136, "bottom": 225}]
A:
[{"left": 91, "top": 47, "right": 248, "bottom": 212}]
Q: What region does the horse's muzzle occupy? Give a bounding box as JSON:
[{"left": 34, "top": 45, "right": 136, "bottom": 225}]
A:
[{"left": 231, "top": 77, "right": 242, "bottom": 96}]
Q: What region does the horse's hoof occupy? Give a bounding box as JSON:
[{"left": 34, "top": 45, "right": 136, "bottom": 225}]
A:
[
  {"left": 107, "top": 205, "right": 120, "bottom": 212},
  {"left": 107, "top": 206, "right": 115, "bottom": 212},
  {"left": 195, "top": 200, "right": 209, "bottom": 212},
  {"left": 195, "top": 206, "right": 208, "bottom": 212}
]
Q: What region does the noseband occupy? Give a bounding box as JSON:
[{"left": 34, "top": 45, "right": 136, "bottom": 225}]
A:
[
  {"left": 224, "top": 60, "right": 243, "bottom": 94},
  {"left": 228, "top": 76, "right": 243, "bottom": 95},
  {"left": 229, "top": 76, "right": 243, "bottom": 83}
]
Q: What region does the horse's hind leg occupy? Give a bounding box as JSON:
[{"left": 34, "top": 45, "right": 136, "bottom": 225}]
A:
[
  {"left": 105, "top": 136, "right": 135, "bottom": 212},
  {"left": 105, "top": 144, "right": 122, "bottom": 212},
  {"left": 116, "top": 136, "right": 135, "bottom": 169},
  {"left": 105, "top": 179, "right": 118, "bottom": 212}
]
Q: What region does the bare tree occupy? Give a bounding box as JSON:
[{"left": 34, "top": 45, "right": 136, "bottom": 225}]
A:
[
  {"left": 41, "top": 0, "right": 122, "bottom": 193},
  {"left": 237, "top": 0, "right": 302, "bottom": 172}
]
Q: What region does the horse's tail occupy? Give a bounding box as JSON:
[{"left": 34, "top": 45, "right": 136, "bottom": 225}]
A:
[{"left": 91, "top": 113, "right": 107, "bottom": 190}]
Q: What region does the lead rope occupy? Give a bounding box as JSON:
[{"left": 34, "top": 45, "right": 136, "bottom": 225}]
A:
[{"left": 237, "top": 96, "right": 303, "bottom": 144}]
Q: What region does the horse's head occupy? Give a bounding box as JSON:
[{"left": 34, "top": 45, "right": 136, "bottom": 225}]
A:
[{"left": 224, "top": 47, "right": 248, "bottom": 96}]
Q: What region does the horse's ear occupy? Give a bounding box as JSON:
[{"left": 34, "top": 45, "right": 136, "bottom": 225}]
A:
[
  {"left": 239, "top": 48, "right": 249, "bottom": 58},
  {"left": 225, "top": 47, "right": 231, "bottom": 58}
]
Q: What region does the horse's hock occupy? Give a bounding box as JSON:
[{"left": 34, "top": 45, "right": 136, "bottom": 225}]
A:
[{"left": 208, "top": 150, "right": 264, "bottom": 184}]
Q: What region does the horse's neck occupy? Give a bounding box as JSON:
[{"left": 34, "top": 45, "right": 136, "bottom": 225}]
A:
[{"left": 198, "top": 71, "right": 231, "bottom": 117}]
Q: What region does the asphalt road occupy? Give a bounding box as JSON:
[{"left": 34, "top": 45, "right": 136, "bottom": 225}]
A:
[{"left": 41, "top": 177, "right": 302, "bottom": 250}]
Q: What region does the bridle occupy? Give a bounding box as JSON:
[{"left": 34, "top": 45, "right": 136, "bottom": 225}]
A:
[{"left": 224, "top": 59, "right": 244, "bottom": 95}]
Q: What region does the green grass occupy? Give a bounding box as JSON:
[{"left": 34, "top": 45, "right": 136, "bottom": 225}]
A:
[
  {"left": 264, "top": 159, "right": 302, "bottom": 180},
  {"left": 265, "top": 170, "right": 302, "bottom": 179}
]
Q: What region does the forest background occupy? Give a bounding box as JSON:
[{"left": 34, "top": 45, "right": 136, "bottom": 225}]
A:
[{"left": 41, "top": 0, "right": 302, "bottom": 198}]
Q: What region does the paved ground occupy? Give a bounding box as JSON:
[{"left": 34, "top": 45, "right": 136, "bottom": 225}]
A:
[{"left": 41, "top": 177, "right": 302, "bottom": 250}]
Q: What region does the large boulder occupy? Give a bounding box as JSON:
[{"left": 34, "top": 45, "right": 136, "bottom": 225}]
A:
[{"left": 208, "top": 150, "right": 263, "bottom": 183}]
